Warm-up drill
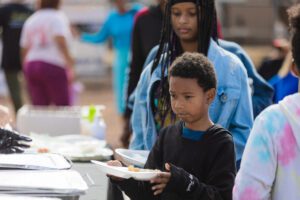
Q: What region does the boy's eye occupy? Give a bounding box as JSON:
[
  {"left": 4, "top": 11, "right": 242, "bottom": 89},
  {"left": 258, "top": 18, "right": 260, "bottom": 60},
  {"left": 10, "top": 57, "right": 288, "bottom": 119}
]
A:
[
  {"left": 185, "top": 96, "right": 193, "bottom": 100},
  {"left": 170, "top": 94, "right": 176, "bottom": 98}
]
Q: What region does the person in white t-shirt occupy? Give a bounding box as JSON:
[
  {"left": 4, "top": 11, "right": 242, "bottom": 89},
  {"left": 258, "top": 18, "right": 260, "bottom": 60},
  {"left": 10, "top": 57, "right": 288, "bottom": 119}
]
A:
[{"left": 20, "top": 0, "right": 74, "bottom": 106}]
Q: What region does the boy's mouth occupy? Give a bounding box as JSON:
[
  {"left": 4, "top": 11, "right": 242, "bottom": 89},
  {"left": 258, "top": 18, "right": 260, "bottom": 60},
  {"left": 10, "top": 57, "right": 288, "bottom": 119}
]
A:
[{"left": 177, "top": 113, "right": 189, "bottom": 118}]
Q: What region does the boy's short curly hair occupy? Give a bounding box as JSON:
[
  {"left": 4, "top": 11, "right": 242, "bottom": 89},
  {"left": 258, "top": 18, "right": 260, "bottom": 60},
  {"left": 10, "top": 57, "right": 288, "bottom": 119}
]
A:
[{"left": 169, "top": 52, "right": 217, "bottom": 92}]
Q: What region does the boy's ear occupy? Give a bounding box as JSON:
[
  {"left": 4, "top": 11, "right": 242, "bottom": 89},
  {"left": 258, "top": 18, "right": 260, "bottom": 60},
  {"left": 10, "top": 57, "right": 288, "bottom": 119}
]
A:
[{"left": 206, "top": 88, "right": 216, "bottom": 104}]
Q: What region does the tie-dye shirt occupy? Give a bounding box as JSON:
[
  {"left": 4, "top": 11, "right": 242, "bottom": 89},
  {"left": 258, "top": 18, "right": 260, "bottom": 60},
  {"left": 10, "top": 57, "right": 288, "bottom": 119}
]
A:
[{"left": 233, "top": 93, "right": 300, "bottom": 200}]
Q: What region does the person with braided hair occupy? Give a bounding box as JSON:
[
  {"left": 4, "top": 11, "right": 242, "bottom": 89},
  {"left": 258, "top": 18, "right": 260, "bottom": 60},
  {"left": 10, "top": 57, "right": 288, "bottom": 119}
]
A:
[
  {"left": 233, "top": 4, "right": 300, "bottom": 200},
  {"left": 129, "top": 0, "right": 253, "bottom": 169}
]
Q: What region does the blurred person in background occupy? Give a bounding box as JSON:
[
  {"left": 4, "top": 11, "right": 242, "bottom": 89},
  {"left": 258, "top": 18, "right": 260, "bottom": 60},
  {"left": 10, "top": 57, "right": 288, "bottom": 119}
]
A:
[
  {"left": 20, "top": 0, "right": 74, "bottom": 106},
  {"left": 273, "top": 0, "right": 298, "bottom": 38},
  {"left": 268, "top": 51, "right": 299, "bottom": 103},
  {"left": 233, "top": 4, "right": 300, "bottom": 199},
  {"left": 258, "top": 38, "right": 298, "bottom": 103},
  {"left": 121, "top": 0, "right": 164, "bottom": 147},
  {"left": 80, "top": 0, "right": 141, "bottom": 116},
  {"left": 258, "top": 38, "right": 290, "bottom": 81},
  {"left": 0, "top": 0, "right": 33, "bottom": 113}
]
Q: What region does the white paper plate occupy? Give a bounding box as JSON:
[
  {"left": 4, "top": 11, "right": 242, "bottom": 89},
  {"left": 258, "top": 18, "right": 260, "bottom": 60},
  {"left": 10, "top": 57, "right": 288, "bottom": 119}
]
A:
[
  {"left": 0, "top": 195, "right": 60, "bottom": 200},
  {"left": 115, "top": 149, "right": 150, "bottom": 167},
  {"left": 91, "top": 160, "right": 160, "bottom": 181},
  {"left": 28, "top": 134, "right": 113, "bottom": 161},
  {"left": 56, "top": 146, "right": 113, "bottom": 162}
]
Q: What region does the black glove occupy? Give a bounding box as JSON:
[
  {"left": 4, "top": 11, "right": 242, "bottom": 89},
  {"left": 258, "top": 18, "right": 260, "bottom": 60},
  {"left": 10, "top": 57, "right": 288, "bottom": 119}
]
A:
[
  {"left": 165, "top": 163, "right": 199, "bottom": 195},
  {"left": 0, "top": 128, "right": 32, "bottom": 154}
]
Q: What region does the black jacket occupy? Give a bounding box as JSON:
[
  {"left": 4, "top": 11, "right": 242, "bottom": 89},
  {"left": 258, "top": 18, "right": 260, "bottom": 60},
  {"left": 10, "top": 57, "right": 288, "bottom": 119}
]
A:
[
  {"left": 0, "top": 3, "right": 33, "bottom": 71},
  {"left": 125, "top": 6, "right": 163, "bottom": 117},
  {"left": 115, "top": 122, "right": 236, "bottom": 200}
]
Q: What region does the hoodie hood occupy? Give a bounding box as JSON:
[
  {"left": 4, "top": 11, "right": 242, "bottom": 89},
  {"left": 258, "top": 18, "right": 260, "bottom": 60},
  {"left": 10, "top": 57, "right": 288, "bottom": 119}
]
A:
[{"left": 279, "top": 93, "right": 300, "bottom": 148}]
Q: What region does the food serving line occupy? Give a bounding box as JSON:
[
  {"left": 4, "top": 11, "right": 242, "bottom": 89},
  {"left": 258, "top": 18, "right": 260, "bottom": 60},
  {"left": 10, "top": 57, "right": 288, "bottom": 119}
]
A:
[{"left": 0, "top": 105, "right": 150, "bottom": 200}]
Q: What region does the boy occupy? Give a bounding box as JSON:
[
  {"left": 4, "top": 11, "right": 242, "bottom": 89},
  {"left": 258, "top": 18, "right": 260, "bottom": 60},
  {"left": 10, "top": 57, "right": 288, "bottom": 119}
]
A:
[{"left": 109, "top": 52, "right": 236, "bottom": 200}]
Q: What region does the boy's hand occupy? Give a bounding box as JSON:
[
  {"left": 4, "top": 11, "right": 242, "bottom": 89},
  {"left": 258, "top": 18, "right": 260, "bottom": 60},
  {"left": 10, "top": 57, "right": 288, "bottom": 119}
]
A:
[
  {"left": 150, "top": 163, "right": 171, "bottom": 195},
  {"left": 106, "top": 160, "right": 125, "bottom": 181}
]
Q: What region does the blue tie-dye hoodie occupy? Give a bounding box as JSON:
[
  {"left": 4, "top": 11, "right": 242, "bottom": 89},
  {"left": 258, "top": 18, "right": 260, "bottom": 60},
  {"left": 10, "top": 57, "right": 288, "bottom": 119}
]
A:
[{"left": 233, "top": 93, "right": 300, "bottom": 200}]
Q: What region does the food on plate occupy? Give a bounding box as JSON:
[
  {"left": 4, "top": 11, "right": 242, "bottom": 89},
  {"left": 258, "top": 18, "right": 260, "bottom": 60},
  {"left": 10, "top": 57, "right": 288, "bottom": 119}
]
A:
[
  {"left": 37, "top": 147, "right": 49, "bottom": 153},
  {"left": 128, "top": 165, "right": 160, "bottom": 173},
  {"left": 128, "top": 165, "right": 140, "bottom": 172}
]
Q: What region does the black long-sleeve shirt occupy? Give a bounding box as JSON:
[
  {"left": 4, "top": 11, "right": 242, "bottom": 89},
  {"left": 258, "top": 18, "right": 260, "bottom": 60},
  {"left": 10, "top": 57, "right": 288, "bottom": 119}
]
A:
[
  {"left": 115, "top": 122, "right": 236, "bottom": 200},
  {"left": 124, "top": 6, "right": 163, "bottom": 117}
]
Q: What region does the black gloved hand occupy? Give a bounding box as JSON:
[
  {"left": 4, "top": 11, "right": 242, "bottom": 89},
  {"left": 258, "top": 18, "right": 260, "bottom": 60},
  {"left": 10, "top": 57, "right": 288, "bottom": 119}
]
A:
[
  {"left": 0, "top": 128, "right": 32, "bottom": 154},
  {"left": 165, "top": 163, "right": 199, "bottom": 195}
]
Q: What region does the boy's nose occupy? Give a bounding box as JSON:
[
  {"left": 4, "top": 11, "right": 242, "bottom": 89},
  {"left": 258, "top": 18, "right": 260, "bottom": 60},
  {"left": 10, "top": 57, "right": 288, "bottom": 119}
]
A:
[{"left": 174, "top": 101, "right": 184, "bottom": 109}]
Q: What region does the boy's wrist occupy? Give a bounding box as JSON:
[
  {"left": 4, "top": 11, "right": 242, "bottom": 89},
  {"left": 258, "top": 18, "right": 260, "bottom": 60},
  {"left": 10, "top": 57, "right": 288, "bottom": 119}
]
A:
[{"left": 165, "top": 164, "right": 198, "bottom": 195}]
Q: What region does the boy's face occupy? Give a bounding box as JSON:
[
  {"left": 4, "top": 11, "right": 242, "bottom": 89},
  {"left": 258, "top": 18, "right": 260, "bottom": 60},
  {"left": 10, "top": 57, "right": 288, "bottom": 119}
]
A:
[
  {"left": 171, "top": 2, "right": 198, "bottom": 42},
  {"left": 169, "top": 76, "right": 214, "bottom": 125}
]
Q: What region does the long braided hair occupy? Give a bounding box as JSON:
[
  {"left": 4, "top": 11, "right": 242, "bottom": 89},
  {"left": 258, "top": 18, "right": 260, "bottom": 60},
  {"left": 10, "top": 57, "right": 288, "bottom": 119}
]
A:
[{"left": 151, "top": 0, "right": 217, "bottom": 128}]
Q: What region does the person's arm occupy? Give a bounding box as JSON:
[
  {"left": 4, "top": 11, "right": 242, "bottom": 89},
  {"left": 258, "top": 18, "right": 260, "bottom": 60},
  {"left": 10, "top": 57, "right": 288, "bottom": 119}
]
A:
[
  {"left": 80, "top": 14, "right": 111, "bottom": 44},
  {"left": 129, "top": 62, "right": 154, "bottom": 150},
  {"left": 125, "top": 17, "right": 146, "bottom": 117},
  {"left": 114, "top": 127, "right": 165, "bottom": 200},
  {"left": 144, "top": 45, "right": 158, "bottom": 68},
  {"left": 234, "top": 48, "right": 274, "bottom": 118},
  {"left": 218, "top": 40, "right": 274, "bottom": 118},
  {"left": 19, "top": 17, "right": 29, "bottom": 65},
  {"left": 54, "top": 35, "right": 74, "bottom": 83},
  {"left": 229, "top": 64, "right": 254, "bottom": 167},
  {"left": 120, "top": 15, "right": 146, "bottom": 147},
  {"left": 48, "top": 14, "right": 75, "bottom": 81},
  {"left": 233, "top": 108, "right": 277, "bottom": 200},
  {"left": 20, "top": 47, "right": 29, "bottom": 65},
  {"left": 128, "top": 45, "right": 160, "bottom": 149},
  {"left": 54, "top": 35, "right": 74, "bottom": 68}
]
